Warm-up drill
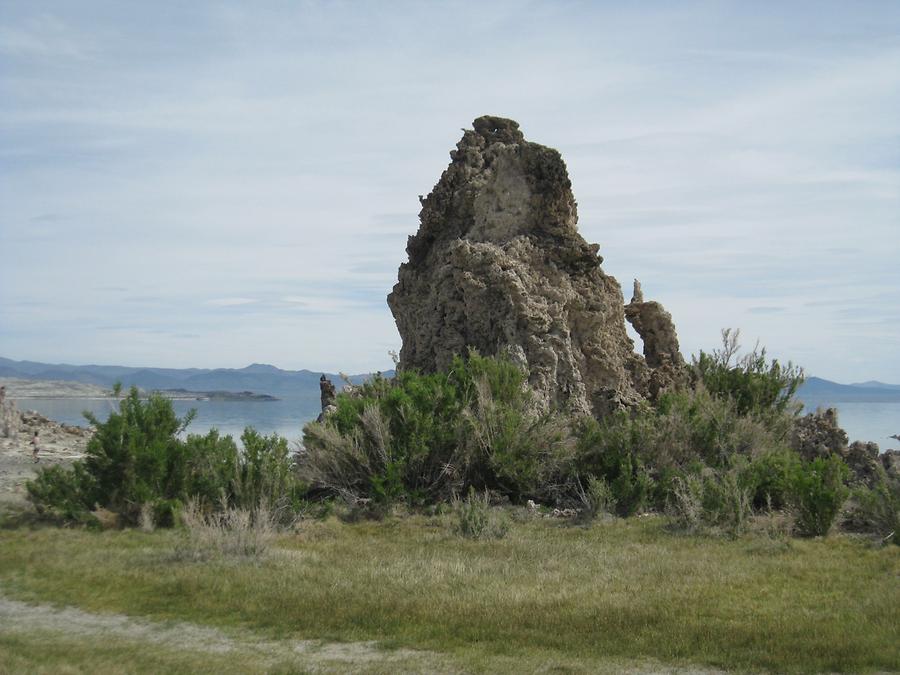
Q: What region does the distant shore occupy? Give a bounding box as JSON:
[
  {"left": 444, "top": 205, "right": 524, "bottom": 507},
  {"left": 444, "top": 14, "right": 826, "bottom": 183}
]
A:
[{"left": 0, "top": 378, "right": 278, "bottom": 402}]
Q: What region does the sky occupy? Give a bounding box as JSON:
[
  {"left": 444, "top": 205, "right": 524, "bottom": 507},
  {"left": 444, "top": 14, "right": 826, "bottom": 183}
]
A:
[{"left": 1, "top": 1, "right": 899, "bottom": 382}]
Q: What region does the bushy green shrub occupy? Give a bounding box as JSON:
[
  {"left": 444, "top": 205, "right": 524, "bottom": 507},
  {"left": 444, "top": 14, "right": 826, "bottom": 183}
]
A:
[
  {"left": 180, "top": 430, "right": 240, "bottom": 506},
  {"left": 301, "top": 351, "right": 574, "bottom": 505},
  {"left": 789, "top": 455, "right": 849, "bottom": 537},
  {"left": 572, "top": 414, "right": 654, "bottom": 516},
  {"left": 572, "top": 384, "right": 793, "bottom": 515},
  {"left": 694, "top": 328, "right": 804, "bottom": 418},
  {"left": 27, "top": 387, "right": 304, "bottom": 526},
  {"left": 234, "top": 428, "right": 305, "bottom": 513},
  {"left": 25, "top": 463, "right": 97, "bottom": 526},
  {"left": 843, "top": 475, "right": 900, "bottom": 545},
  {"left": 577, "top": 476, "right": 617, "bottom": 520},
  {"left": 78, "top": 388, "right": 195, "bottom": 521},
  {"left": 741, "top": 449, "right": 801, "bottom": 510}
]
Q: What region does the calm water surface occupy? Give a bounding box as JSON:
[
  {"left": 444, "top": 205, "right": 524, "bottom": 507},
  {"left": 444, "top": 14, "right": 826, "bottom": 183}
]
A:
[
  {"left": 14, "top": 395, "right": 322, "bottom": 445},
  {"left": 13, "top": 396, "right": 900, "bottom": 450}
]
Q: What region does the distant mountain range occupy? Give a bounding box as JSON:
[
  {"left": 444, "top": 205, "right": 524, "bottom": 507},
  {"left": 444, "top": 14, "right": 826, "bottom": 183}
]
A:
[
  {"left": 0, "top": 357, "right": 393, "bottom": 398},
  {"left": 1, "top": 356, "right": 898, "bottom": 405},
  {"left": 797, "top": 377, "right": 900, "bottom": 403}
]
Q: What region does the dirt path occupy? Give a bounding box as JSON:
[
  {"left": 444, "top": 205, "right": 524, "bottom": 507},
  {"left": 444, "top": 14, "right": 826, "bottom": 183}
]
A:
[{"left": 0, "top": 593, "right": 438, "bottom": 672}]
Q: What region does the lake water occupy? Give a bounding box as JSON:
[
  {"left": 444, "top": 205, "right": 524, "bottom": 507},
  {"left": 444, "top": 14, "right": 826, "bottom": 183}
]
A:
[
  {"left": 13, "top": 395, "right": 322, "bottom": 445},
  {"left": 12, "top": 396, "right": 900, "bottom": 451}
]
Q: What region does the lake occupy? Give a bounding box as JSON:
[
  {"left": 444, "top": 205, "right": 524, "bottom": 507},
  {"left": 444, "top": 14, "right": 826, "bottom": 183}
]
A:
[
  {"left": 12, "top": 395, "right": 900, "bottom": 451},
  {"left": 13, "top": 395, "right": 322, "bottom": 445}
]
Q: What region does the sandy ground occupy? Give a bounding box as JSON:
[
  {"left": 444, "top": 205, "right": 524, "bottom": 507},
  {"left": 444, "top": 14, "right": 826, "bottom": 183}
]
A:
[{"left": 0, "top": 401, "right": 91, "bottom": 508}]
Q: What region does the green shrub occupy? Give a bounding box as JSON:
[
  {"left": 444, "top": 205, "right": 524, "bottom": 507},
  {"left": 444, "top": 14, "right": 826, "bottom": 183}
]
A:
[
  {"left": 694, "top": 328, "right": 804, "bottom": 418},
  {"left": 234, "top": 428, "right": 305, "bottom": 515},
  {"left": 573, "top": 386, "right": 792, "bottom": 515},
  {"left": 789, "top": 455, "right": 849, "bottom": 537},
  {"left": 577, "top": 476, "right": 617, "bottom": 520},
  {"left": 27, "top": 387, "right": 304, "bottom": 526},
  {"left": 301, "top": 350, "right": 574, "bottom": 505},
  {"left": 572, "top": 414, "right": 654, "bottom": 516},
  {"left": 181, "top": 430, "right": 240, "bottom": 506},
  {"left": 741, "top": 449, "right": 801, "bottom": 510},
  {"left": 25, "top": 464, "right": 97, "bottom": 526},
  {"left": 79, "top": 388, "right": 195, "bottom": 521},
  {"left": 453, "top": 488, "right": 509, "bottom": 540},
  {"left": 843, "top": 475, "right": 900, "bottom": 545}
]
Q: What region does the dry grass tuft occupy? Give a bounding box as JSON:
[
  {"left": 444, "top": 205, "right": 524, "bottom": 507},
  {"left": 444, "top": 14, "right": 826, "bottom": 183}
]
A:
[{"left": 172, "top": 499, "right": 277, "bottom": 561}]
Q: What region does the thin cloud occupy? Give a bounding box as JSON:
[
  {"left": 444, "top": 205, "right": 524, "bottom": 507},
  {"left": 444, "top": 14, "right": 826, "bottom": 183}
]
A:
[
  {"left": 206, "top": 298, "right": 258, "bottom": 307},
  {"left": 1, "top": 1, "right": 898, "bottom": 380}
]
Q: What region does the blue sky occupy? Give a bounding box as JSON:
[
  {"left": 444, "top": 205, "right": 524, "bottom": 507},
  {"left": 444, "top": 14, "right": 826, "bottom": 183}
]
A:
[{"left": 1, "top": 1, "right": 898, "bottom": 381}]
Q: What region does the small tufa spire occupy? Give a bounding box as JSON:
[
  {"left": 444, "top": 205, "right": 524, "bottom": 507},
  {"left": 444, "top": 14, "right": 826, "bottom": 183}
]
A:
[{"left": 631, "top": 279, "right": 644, "bottom": 304}]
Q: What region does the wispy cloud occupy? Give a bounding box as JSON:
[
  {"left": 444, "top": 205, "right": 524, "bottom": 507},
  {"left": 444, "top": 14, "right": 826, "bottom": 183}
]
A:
[
  {"left": 207, "top": 298, "right": 258, "bottom": 307},
  {"left": 1, "top": 1, "right": 898, "bottom": 379}
]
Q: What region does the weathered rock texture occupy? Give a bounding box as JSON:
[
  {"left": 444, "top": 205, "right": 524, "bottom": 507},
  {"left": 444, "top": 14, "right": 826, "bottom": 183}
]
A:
[
  {"left": 844, "top": 441, "right": 883, "bottom": 488},
  {"left": 791, "top": 408, "right": 849, "bottom": 461},
  {"left": 0, "top": 395, "right": 18, "bottom": 439},
  {"left": 317, "top": 375, "right": 337, "bottom": 423},
  {"left": 388, "top": 116, "right": 685, "bottom": 416},
  {"left": 790, "top": 408, "right": 892, "bottom": 486},
  {"left": 624, "top": 279, "right": 687, "bottom": 399}
]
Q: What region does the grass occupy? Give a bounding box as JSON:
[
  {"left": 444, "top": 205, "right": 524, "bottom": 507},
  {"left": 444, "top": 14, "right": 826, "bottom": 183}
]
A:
[
  {"left": 0, "top": 631, "right": 275, "bottom": 675},
  {"left": 1, "top": 513, "right": 898, "bottom": 673}
]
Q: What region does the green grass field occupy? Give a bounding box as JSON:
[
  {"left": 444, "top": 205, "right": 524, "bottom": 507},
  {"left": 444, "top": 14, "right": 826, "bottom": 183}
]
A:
[{"left": 1, "top": 513, "right": 898, "bottom": 673}]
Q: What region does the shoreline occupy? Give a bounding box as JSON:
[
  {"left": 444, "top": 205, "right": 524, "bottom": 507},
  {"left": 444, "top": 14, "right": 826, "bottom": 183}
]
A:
[{"left": 1, "top": 378, "right": 278, "bottom": 403}]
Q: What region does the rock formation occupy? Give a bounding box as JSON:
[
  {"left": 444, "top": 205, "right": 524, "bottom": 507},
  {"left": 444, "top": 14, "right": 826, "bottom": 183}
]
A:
[
  {"left": 624, "top": 279, "right": 687, "bottom": 398},
  {"left": 388, "top": 115, "right": 685, "bottom": 416},
  {"left": 791, "top": 408, "right": 849, "bottom": 461},
  {"left": 0, "top": 390, "right": 18, "bottom": 439},
  {"left": 317, "top": 375, "right": 337, "bottom": 423},
  {"left": 881, "top": 449, "right": 900, "bottom": 481},
  {"left": 790, "top": 408, "right": 894, "bottom": 486},
  {"left": 844, "top": 441, "right": 883, "bottom": 488}
]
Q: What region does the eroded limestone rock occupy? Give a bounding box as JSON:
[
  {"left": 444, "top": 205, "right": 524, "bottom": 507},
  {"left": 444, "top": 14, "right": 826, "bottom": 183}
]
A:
[
  {"left": 791, "top": 408, "right": 849, "bottom": 461},
  {"left": 317, "top": 375, "right": 337, "bottom": 423},
  {"left": 388, "top": 116, "right": 685, "bottom": 416},
  {"left": 625, "top": 280, "right": 684, "bottom": 371},
  {"left": 881, "top": 449, "right": 900, "bottom": 481},
  {"left": 844, "top": 441, "right": 883, "bottom": 488},
  {"left": 0, "top": 392, "right": 18, "bottom": 440}
]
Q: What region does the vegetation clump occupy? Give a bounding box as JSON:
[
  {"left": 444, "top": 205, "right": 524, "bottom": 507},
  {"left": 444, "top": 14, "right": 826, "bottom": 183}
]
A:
[
  {"left": 23, "top": 331, "right": 898, "bottom": 547},
  {"left": 298, "top": 331, "right": 896, "bottom": 544},
  {"left": 300, "top": 351, "right": 573, "bottom": 506},
  {"left": 26, "top": 387, "right": 305, "bottom": 527},
  {"left": 453, "top": 488, "right": 510, "bottom": 539}
]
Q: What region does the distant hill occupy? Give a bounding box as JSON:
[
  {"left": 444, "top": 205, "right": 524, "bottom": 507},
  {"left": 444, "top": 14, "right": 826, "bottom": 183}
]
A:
[
  {"left": 797, "top": 377, "right": 900, "bottom": 403},
  {"left": 3, "top": 356, "right": 897, "bottom": 406},
  {"left": 849, "top": 380, "right": 900, "bottom": 392},
  {"left": 0, "top": 357, "right": 394, "bottom": 398}
]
